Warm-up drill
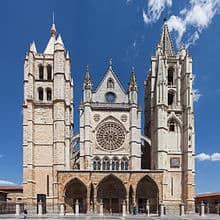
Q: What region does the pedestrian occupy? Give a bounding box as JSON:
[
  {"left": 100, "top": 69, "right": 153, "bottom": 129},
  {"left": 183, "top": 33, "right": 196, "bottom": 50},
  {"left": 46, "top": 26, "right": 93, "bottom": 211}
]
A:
[
  {"left": 133, "top": 206, "right": 136, "bottom": 215},
  {"left": 24, "top": 208, "right": 28, "bottom": 219}
]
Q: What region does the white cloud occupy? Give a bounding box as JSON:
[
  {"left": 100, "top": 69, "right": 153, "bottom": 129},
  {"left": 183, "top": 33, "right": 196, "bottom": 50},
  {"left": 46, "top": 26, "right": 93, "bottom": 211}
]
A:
[
  {"left": 0, "top": 180, "right": 16, "bottom": 186},
  {"left": 193, "top": 88, "right": 202, "bottom": 102},
  {"left": 211, "top": 152, "right": 220, "bottom": 161},
  {"left": 196, "top": 152, "right": 220, "bottom": 161},
  {"left": 195, "top": 153, "right": 210, "bottom": 161},
  {"left": 143, "top": 0, "right": 220, "bottom": 48},
  {"left": 167, "top": 0, "right": 220, "bottom": 48},
  {"left": 143, "top": 0, "right": 172, "bottom": 24}
]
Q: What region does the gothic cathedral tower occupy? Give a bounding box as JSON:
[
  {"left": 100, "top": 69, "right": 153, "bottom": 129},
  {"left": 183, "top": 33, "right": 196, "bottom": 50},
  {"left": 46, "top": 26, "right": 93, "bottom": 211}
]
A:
[
  {"left": 23, "top": 22, "right": 73, "bottom": 210},
  {"left": 144, "top": 22, "right": 195, "bottom": 212}
]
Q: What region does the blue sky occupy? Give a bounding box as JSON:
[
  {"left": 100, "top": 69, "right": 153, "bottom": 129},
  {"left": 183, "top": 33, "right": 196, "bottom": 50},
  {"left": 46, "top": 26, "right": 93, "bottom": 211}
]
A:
[{"left": 0, "top": 0, "right": 219, "bottom": 194}]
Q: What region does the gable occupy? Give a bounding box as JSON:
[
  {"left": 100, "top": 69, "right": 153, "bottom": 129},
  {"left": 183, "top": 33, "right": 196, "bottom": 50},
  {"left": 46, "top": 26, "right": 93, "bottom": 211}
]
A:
[{"left": 92, "top": 68, "right": 128, "bottom": 103}]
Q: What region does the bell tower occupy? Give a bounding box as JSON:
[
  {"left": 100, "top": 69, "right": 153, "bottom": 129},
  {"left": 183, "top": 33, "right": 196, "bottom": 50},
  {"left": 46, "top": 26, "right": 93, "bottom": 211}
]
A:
[
  {"left": 23, "top": 22, "right": 73, "bottom": 210},
  {"left": 144, "top": 22, "right": 195, "bottom": 213}
]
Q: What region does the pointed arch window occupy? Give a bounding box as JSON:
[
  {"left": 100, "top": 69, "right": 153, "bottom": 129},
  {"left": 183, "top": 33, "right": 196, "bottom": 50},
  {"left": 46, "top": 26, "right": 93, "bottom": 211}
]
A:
[
  {"left": 47, "top": 65, "right": 52, "bottom": 80},
  {"left": 102, "top": 157, "right": 110, "bottom": 170},
  {"left": 39, "top": 65, "right": 44, "bottom": 80},
  {"left": 107, "top": 78, "right": 114, "bottom": 89},
  {"left": 168, "top": 118, "right": 176, "bottom": 132},
  {"left": 93, "top": 157, "right": 101, "bottom": 171},
  {"left": 38, "top": 87, "right": 43, "bottom": 100},
  {"left": 46, "top": 88, "right": 52, "bottom": 101},
  {"left": 168, "top": 67, "right": 174, "bottom": 86},
  {"left": 112, "top": 157, "right": 119, "bottom": 170},
  {"left": 121, "top": 157, "right": 128, "bottom": 170}
]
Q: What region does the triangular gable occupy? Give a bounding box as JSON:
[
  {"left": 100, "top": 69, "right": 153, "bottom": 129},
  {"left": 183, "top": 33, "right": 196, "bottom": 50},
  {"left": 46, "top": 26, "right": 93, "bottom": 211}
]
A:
[
  {"left": 92, "top": 68, "right": 128, "bottom": 103},
  {"left": 95, "top": 68, "right": 127, "bottom": 94}
]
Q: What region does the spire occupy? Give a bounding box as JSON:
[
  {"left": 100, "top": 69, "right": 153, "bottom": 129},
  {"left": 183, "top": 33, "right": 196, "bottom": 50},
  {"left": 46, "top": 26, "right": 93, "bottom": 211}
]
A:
[
  {"left": 129, "top": 66, "right": 138, "bottom": 91},
  {"left": 50, "top": 12, "right": 56, "bottom": 37},
  {"left": 29, "top": 41, "right": 37, "bottom": 53},
  {"left": 158, "top": 21, "right": 175, "bottom": 56},
  {"left": 83, "top": 65, "right": 92, "bottom": 90},
  {"left": 108, "top": 57, "right": 112, "bottom": 70}
]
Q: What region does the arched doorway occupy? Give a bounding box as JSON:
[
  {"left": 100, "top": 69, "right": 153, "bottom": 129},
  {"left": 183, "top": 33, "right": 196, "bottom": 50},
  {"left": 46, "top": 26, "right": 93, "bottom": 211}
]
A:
[
  {"left": 136, "top": 175, "right": 159, "bottom": 214},
  {"left": 64, "top": 178, "right": 87, "bottom": 213},
  {"left": 97, "top": 175, "right": 126, "bottom": 214}
]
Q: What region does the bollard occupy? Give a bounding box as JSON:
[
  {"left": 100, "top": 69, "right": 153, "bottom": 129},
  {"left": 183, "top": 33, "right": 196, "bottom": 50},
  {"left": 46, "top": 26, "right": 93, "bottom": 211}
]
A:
[
  {"left": 15, "top": 202, "right": 21, "bottom": 216},
  {"left": 122, "top": 200, "right": 126, "bottom": 216},
  {"left": 60, "top": 203, "right": 65, "bottom": 216},
  {"left": 146, "top": 200, "right": 150, "bottom": 216},
  {"left": 38, "top": 201, "right": 43, "bottom": 216},
  {"left": 100, "top": 200, "right": 103, "bottom": 216},
  {"left": 179, "top": 203, "right": 184, "bottom": 216},
  {"left": 200, "top": 201, "right": 205, "bottom": 216},
  {"left": 75, "top": 199, "right": 79, "bottom": 215},
  {"left": 160, "top": 203, "right": 165, "bottom": 216}
]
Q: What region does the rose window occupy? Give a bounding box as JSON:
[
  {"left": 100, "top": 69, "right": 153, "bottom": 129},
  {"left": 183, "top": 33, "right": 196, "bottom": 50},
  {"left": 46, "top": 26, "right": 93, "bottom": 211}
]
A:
[{"left": 96, "top": 122, "right": 125, "bottom": 150}]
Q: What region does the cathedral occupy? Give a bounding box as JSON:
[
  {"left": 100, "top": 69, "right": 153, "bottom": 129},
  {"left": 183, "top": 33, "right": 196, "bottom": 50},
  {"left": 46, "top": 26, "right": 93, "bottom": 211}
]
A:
[{"left": 23, "top": 21, "right": 195, "bottom": 215}]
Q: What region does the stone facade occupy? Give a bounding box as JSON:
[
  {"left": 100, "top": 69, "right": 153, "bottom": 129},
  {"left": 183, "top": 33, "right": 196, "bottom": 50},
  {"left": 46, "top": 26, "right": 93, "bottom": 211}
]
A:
[{"left": 23, "top": 22, "right": 195, "bottom": 215}]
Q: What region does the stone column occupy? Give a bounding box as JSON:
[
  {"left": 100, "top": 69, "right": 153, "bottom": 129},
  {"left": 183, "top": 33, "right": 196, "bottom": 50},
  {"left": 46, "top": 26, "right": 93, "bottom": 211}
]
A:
[
  {"left": 15, "top": 202, "right": 20, "bottom": 216},
  {"left": 60, "top": 203, "right": 65, "bottom": 216},
  {"left": 38, "top": 201, "right": 43, "bottom": 216},
  {"left": 90, "top": 201, "right": 93, "bottom": 214},
  {"left": 160, "top": 203, "right": 165, "bottom": 216},
  {"left": 126, "top": 196, "right": 129, "bottom": 214},
  {"left": 146, "top": 200, "right": 150, "bottom": 216},
  {"left": 179, "top": 203, "right": 184, "bottom": 216},
  {"left": 94, "top": 187, "right": 97, "bottom": 213},
  {"left": 100, "top": 199, "right": 103, "bottom": 216},
  {"left": 200, "top": 201, "right": 205, "bottom": 216},
  {"left": 75, "top": 199, "right": 79, "bottom": 216},
  {"left": 122, "top": 200, "right": 126, "bottom": 216}
]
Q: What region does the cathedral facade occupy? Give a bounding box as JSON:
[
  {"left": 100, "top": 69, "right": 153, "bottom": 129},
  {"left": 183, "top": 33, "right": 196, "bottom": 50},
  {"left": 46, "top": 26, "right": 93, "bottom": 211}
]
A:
[{"left": 23, "top": 22, "right": 195, "bottom": 215}]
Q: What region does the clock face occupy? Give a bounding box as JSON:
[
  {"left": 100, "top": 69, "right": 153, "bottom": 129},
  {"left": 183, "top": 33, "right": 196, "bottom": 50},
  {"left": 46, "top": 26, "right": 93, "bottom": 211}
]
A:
[
  {"left": 105, "top": 92, "right": 116, "bottom": 103},
  {"left": 96, "top": 121, "right": 125, "bottom": 151}
]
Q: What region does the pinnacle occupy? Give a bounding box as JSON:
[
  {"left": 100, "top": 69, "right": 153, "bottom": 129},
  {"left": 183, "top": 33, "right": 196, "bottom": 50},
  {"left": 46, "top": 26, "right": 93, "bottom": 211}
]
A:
[{"left": 29, "top": 41, "right": 37, "bottom": 53}]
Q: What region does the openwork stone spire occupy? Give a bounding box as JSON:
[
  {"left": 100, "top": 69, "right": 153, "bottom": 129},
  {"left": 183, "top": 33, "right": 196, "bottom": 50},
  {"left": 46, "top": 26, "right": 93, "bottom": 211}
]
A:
[
  {"left": 129, "top": 66, "right": 138, "bottom": 91},
  {"left": 159, "top": 22, "right": 175, "bottom": 56},
  {"left": 83, "top": 65, "right": 92, "bottom": 90}
]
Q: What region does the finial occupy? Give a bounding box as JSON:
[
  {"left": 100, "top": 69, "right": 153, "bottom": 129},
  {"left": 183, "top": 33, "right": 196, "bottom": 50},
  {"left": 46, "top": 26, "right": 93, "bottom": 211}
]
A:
[
  {"left": 131, "top": 66, "right": 135, "bottom": 73},
  {"left": 50, "top": 12, "right": 56, "bottom": 37},
  {"left": 86, "top": 64, "right": 89, "bottom": 73},
  {"left": 109, "top": 57, "right": 112, "bottom": 69},
  {"left": 163, "top": 18, "right": 167, "bottom": 23}
]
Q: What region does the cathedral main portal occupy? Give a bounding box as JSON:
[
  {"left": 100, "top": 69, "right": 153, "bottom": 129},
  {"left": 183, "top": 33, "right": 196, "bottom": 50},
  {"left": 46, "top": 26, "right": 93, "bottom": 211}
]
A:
[
  {"left": 58, "top": 171, "right": 163, "bottom": 214},
  {"left": 97, "top": 175, "right": 126, "bottom": 213}
]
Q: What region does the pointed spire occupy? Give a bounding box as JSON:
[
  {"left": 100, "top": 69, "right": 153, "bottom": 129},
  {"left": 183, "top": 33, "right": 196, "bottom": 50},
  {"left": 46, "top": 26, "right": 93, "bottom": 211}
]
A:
[
  {"left": 83, "top": 65, "right": 92, "bottom": 90},
  {"left": 66, "top": 50, "right": 70, "bottom": 59},
  {"left": 29, "top": 41, "right": 37, "bottom": 53},
  {"left": 109, "top": 57, "right": 112, "bottom": 70},
  {"left": 50, "top": 12, "right": 56, "bottom": 37},
  {"left": 129, "top": 66, "right": 138, "bottom": 91},
  {"left": 158, "top": 21, "right": 175, "bottom": 56}
]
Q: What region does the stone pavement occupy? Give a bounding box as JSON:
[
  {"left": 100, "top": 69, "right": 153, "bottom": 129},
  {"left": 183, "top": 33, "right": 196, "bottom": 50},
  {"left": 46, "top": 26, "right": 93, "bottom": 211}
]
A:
[{"left": 1, "top": 214, "right": 220, "bottom": 220}]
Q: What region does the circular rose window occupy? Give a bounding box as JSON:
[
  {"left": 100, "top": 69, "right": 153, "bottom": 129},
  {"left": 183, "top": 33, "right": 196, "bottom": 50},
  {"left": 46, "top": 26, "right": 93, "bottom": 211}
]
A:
[{"left": 96, "top": 122, "right": 125, "bottom": 151}]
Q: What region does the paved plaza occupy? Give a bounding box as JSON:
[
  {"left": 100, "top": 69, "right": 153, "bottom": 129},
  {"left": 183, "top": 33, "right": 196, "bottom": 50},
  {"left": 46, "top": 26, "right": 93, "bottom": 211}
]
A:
[{"left": 1, "top": 214, "right": 220, "bottom": 220}]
